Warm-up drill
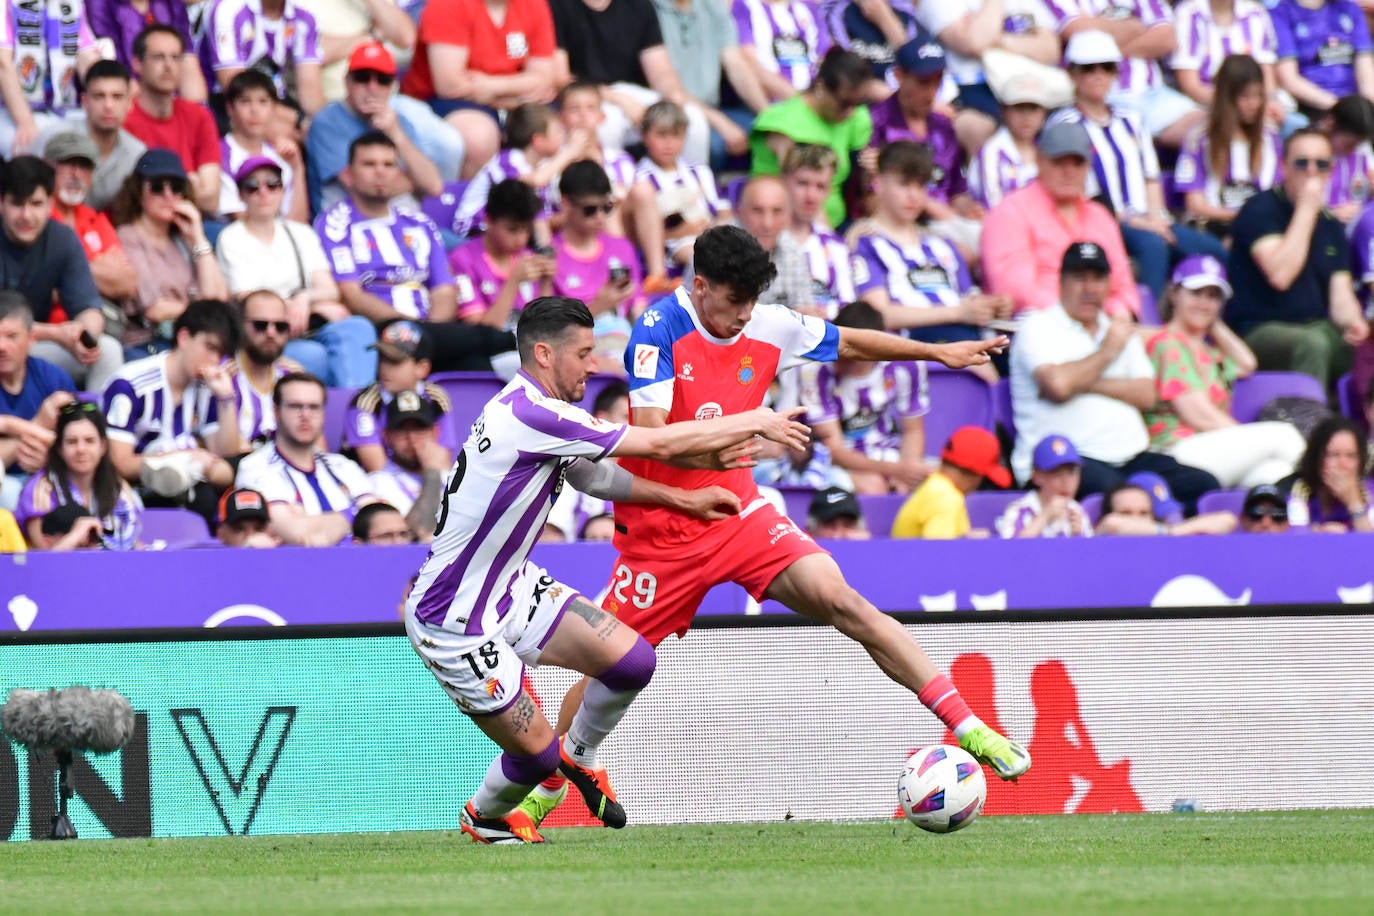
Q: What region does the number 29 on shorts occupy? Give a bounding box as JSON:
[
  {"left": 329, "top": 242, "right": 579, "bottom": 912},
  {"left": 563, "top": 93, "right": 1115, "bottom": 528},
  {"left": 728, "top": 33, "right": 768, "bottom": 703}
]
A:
[{"left": 611, "top": 564, "right": 657, "bottom": 609}]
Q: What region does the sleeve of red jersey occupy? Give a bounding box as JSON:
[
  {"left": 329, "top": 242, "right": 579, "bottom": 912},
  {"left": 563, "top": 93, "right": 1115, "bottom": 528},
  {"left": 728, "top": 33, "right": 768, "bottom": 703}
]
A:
[{"left": 624, "top": 303, "right": 679, "bottom": 413}]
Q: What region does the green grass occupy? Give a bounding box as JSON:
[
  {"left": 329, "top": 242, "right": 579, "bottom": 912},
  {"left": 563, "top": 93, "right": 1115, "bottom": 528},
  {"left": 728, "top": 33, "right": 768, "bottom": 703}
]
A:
[{"left": 4, "top": 812, "right": 1373, "bottom": 914}]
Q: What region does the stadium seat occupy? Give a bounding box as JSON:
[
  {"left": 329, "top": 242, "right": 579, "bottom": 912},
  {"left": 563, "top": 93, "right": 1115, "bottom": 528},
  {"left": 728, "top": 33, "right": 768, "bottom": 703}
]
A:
[
  {"left": 965, "top": 489, "right": 1025, "bottom": 532},
  {"left": 773, "top": 485, "right": 816, "bottom": 525},
  {"left": 991, "top": 377, "right": 1015, "bottom": 441},
  {"left": 1137, "top": 285, "right": 1161, "bottom": 326},
  {"left": 140, "top": 508, "right": 211, "bottom": 548},
  {"left": 323, "top": 386, "right": 356, "bottom": 452},
  {"left": 857, "top": 492, "right": 906, "bottom": 537},
  {"left": 1197, "top": 489, "right": 1247, "bottom": 517},
  {"left": 924, "top": 367, "right": 994, "bottom": 459},
  {"left": 1335, "top": 372, "right": 1369, "bottom": 436},
  {"left": 1229, "top": 371, "right": 1327, "bottom": 423},
  {"left": 1080, "top": 492, "right": 1103, "bottom": 525},
  {"left": 430, "top": 371, "right": 508, "bottom": 443}
]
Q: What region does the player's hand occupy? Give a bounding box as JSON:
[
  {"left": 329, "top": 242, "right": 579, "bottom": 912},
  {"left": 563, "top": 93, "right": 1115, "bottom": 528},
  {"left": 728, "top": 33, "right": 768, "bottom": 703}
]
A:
[
  {"left": 933, "top": 336, "right": 1008, "bottom": 369},
  {"left": 712, "top": 439, "right": 763, "bottom": 470},
  {"left": 749, "top": 405, "right": 811, "bottom": 452},
  {"left": 676, "top": 485, "right": 743, "bottom": 521}
]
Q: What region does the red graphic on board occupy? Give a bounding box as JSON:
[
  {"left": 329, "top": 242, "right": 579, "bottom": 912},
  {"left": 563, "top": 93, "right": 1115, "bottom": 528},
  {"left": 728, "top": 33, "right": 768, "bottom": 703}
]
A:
[{"left": 521, "top": 675, "right": 601, "bottom": 828}]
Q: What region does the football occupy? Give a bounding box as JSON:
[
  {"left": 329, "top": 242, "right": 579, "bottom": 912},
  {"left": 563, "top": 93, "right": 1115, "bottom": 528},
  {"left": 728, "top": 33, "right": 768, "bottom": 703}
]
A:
[{"left": 897, "top": 745, "right": 988, "bottom": 834}]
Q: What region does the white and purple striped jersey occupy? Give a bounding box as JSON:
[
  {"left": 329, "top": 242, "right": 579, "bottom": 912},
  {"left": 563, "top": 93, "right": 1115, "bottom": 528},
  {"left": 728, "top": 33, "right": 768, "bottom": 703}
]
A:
[
  {"left": 916, "top": 0, "right": 1057, "bottom": 86},
  {"left": 0, "top": 0, "right": 98, "bottom": 114},
  {"left": 1063, "top": 0, "right": 1174, "bottom": 94},
  {"left": 1173, "top": 125, "right": 1281, "bottom": 211},
  {"left": 452, "top": 150, "right": 560, "bottom": 238},
  {"left": 1171, "top": 0, "right": 1277, "bottom": 84},
  {"left": 732, "top": 0, "right": 827, "bottom": 91},
  {"left": 199, "top": 0, "right": 321, "bottom": 95},
  {"left": 314, "top": 200, "right": 454, "bottom": 319},
  {"left": 636, "top": 157, "right": 728, "bottom": 222},
  {"left": 217, "top": 134, "right": 295, "bottom": 217},
  {"left": 101, "top": 353, "right": 221, "bottom": 455},
  {"left": 851, "top": 231, "right": 973, "bottom": 311},
  {"left": 800, "top": 359, "right": 929, "bottom": 460},
  {"left": 602, "top": 147, "right": 638, "bottom": 200},
  {"left": 1329, "top": 143, "right": 1374, "bottom": 209},
  {"left": 227, "top": 354, "right": 301, "bottom": 448},
  {"left": 793, "top": 224, "right": 856, "bottom": 318},
  {"left": 995, "top": 491, "right": 1094, "bottom": 538},
  {"left": 234, "top": 442, "right": 375, "bottom": 516},
  {"left": 369, "top": 460, "right": 423, "bottom": 515},
  {"left": 408, "top": 371, "right": 629, "bottom": 633},
  {"left": 969, "top": 126, "right": 1039, "bottom": 209},
  {"left": 1047, "top": 105, "right": 1160, "bottom": 216}
]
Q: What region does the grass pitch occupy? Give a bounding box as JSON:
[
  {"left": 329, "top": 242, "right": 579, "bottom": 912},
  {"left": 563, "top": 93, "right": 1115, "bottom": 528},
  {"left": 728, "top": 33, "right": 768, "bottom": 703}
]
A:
[{"left": 4, "top": 811, "right": 1372, "bottom": 914}]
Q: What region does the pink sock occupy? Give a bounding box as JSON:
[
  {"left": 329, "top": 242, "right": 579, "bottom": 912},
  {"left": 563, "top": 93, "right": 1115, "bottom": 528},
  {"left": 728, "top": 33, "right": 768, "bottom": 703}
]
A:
[
  {"left": 540, "top": 773, "right": 566, "bottom": 791},
  {"left": 917, "top": 674, "right": 980, "bottom": 735}
]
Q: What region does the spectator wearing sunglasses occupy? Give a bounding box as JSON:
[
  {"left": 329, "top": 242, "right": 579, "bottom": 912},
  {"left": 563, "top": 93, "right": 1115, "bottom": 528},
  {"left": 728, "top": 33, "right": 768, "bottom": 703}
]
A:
[
  {"left": 111, "top": 149, "right": 230, "bottom": 359},
  {"left": 305, "top": 41, "right": 448, "bottom": 216},
  {"left": 1238, "top": 483, "right": 1289, "bottom": 533},
  {"left": 217, "top": 70, "right": 307, "bottom": 222},
  {"left": 1226, "top": 128, "right": 1368, "bottom": 389},
  {"left": 224, "top": 290, "right": 304, "bottom": 451}
]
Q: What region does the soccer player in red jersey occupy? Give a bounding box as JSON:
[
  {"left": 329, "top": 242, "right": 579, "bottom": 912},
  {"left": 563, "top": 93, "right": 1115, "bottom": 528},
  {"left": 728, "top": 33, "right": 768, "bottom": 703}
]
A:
[{"left": 521, "top": 226, "right": 1030, "bottom": 828}]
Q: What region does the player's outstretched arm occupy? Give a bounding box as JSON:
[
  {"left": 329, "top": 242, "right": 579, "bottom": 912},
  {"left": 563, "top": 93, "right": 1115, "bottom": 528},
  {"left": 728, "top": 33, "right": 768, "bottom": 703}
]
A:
[
  {"left": 612, "top": 406, "right": 810, "bottom": 463},
  {"left": 837, "top": 327, "right": 1010, "bottom": 369},
  {"left": 565, "top": 460, "right": 744, "bottom": 520}
]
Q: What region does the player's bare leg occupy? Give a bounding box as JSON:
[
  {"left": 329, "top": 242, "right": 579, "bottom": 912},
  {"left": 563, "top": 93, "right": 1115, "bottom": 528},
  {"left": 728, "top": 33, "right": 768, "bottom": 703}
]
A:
[{"left": 765, "top": 553, "right": 1030, "bottom": 780}]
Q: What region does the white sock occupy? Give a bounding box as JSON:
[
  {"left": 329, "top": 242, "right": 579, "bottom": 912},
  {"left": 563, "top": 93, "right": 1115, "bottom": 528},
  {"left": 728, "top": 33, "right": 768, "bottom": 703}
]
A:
[{"left": 952, "top": 716, "right": 984, "bottom": 740}]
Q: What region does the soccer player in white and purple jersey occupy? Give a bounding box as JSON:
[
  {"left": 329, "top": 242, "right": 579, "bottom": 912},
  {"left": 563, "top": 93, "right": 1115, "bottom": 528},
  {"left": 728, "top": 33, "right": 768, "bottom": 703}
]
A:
[
  {"left": 403, "top": 295, "right": 812, "bottom": 844},
  {"left": 781, "top": 145, "right": 854, "bottom": 319},
  {"left": 732, "top": 0, "right": 828, "bottom": 100},
  {"left": 315, "top": 132, "right": 456, "bottom": 322},
  {"left": 451, "top": 104, "right": 575, "bottom": 239},
  {"left": 1170, "top": 0, "right": 1277, "bottom": 102},
  {"left": 198, "top": 0, "right": 323, "bottom": 112}
]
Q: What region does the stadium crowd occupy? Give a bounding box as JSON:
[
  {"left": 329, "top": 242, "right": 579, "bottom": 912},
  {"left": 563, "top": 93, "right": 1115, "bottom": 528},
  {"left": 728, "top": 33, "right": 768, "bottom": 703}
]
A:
[{"left": 3, "top": 0, "right": 1374, "bottom": 553}]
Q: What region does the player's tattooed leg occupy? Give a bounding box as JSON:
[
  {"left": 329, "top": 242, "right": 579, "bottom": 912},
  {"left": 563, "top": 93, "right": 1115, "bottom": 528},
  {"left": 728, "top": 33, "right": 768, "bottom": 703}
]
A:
[
  {"left": 509, "top": 692, "right": 537, "bottom": 734},
  {"left": 570, "top": 599, "right": 621, "bottom": 642}
]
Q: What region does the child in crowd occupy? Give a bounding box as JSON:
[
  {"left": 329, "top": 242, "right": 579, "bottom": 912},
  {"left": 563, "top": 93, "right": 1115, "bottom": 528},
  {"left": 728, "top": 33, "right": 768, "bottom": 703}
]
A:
[
  {"left": 219, "top": 70, "right": 306, "bottom": 221},
  {"left": 969, "top": 73, "right": 1050, "bottom": 210},
  {"left": 451, "top": 103, "right": 595, "bottom": 239},
  {"left": 1096, "top": 472, "right": 1236, "bottom": 535},
  {"left": 1327, "top": 94, "right": 1374, "bottom": 223},
  {"left": 996, "top": 434, "right": 1093, "bottom": 538},
  {"left": 552, "top": 161, "right": 645, "bottom": 373},
  {"left": 891, "top": 426, "right": 1011, "bottom": 539},
  {"left": 781, "top": 144, "right": 854, "bottom": 319},
  {"left": 635, "top": 100, "right": 732, "bottom": 275},
  {"left": 449, "top": 180, "right": 555, "bottom": 330},
  {"left": 343, "top": 319, "right": 457, "bottom": 473}
]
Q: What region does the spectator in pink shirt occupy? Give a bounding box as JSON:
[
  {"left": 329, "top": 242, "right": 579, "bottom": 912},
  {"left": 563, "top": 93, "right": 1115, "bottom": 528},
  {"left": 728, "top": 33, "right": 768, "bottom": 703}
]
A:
[{"left": 981, "top": 120, "right": 1139, "bottom": 318}]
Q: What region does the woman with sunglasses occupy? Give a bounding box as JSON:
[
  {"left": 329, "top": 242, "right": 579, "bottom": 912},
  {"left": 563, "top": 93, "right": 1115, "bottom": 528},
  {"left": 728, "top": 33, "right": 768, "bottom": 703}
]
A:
[
  {"left": 14, "top": 401, "right": 143, "bottom": 549},
  {"left": 110, "top": 149, "right": 229, "bottom": 359},
  {"left": 215, "top": 158, "right": 376, "bottom": 388}
]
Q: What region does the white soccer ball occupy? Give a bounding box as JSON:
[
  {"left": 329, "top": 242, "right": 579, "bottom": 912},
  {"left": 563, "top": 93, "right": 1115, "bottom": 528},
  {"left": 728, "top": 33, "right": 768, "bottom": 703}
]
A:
[{"left": 897, "top": 745, "right": 987, "bottom": 834}]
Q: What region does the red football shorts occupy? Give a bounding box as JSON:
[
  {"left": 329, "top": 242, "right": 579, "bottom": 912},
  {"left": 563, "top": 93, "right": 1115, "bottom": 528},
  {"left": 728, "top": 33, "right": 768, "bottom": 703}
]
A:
[{"left": 601, "top": 500, "right": 827, "bottom": 646}]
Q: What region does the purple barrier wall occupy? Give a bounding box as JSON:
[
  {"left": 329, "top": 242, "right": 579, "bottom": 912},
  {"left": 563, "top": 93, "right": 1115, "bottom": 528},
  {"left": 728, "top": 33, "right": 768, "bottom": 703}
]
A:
[{"left": 1, "top": 535, "right": 1371, "bottom": 632}]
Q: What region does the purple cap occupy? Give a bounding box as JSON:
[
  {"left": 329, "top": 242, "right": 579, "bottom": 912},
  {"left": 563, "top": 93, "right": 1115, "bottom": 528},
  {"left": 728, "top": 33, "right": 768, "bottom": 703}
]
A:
[
  {"left": 1170, "top": 254, "right": 1232, "bottom": 299},
  {"left": 1033, "top": 434, "right": 1081, "bottom": 472},
  {"left": 233, "top": 156, "right": 283, "bottom": 185},
  {"left": 1127, "top": 472, "right": 1184, "bottom": 525}
]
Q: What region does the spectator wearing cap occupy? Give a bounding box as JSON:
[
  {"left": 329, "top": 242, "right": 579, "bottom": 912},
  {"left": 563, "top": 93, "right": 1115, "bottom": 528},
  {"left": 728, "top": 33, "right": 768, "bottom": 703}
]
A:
[
  {"left": 1226, "top": 128, "right": 1368, "bottom": 389},
  {"left": 197, "top": 0, "right": 324, "bottom": 123},
  {"left": 1286, "top": 416, "right": 1374, "bottom": 532},
  {"left": 1271, "top": 0, "right": 1374, "bottom": 122},
  {"left": 217, "top": 160, "right": 376, "bottom": 389},
  {"left": 731, "top": 0, "right": 829, "bottom": 106},
  {"left": 805, "top": 486, "right": 870, "bottom": 540},
  {"left": 0, "top": 0, "right": 101, "bottom": 156},
  {"left": 78, "top": 59, "right": 147, "bottom": 213},
  {"left": 981, "top": 120, "right": 1139, "bottom": 317},
  {"left": 215, "top": 487, "right": 279, "bottom": 547},
  {"left": 968, "top": 71, "right": 1055, "bottom": 210},
  {"left": 35, "top": 502, "right": 106, "bottom": 551},
  {"left": 217, "top": 70, "right": 307, "bottom": 222},
  {"left": 0, "top": 294, "right": 77, "bottom": 510},
  {"left": 235, "top": 372, "right": 382, "bottom": 546},
  {"left": 1238, "top": 483, "right": 1289, "bottom": 533},
  {"left": 1010, "top": 240, "right": 1221, "bottom": 510},
  {"left": 864, "top": 34, "right": 983, "bottom": 255},
  {"left": 111, "top": 149, "right": 229, "bottom": 358},
  {"left": 124, "top": 25, "right": 221, "bottom": 215},
  {"left": 306, "top": 41, "right": 451, "bottom": 215},
  {"left": 1145, "top": 255, "right": 1306, "bottom": 489},
  {"left": 1326, "top": 95, "right": 1374, "bottom": 221},
  {"left": 311, "top": 2, "right": 417, "bottom": 105},
  {"left": 892, "top": 425, "right": 1010, "bottom": 539},
  {"left": 367, "top": 390, "right": 453, "bottom": 542},
  {"left": 351, "top": 501, "right": 414, "bottom": 545},
  {"left": 1048, "top": 31, "right": 1227, "bottom": 302},
  {"left": 0, "top": 155, "right": 123, "bottom": 392},
  {"left": 997, "top": 434, "right": 1093, "bottom": 538},
  {"left": 1096, "top": 472, "right": 1237, "bottom": 535},
  {"left": 44, "top": 132, "right": 139, "bottom": 309},
  {"left": 344, "top": 318, "right": 458, "bottom": 473},
  {"left": 87, "top": 0, "right": 208, "bottom": 101}
]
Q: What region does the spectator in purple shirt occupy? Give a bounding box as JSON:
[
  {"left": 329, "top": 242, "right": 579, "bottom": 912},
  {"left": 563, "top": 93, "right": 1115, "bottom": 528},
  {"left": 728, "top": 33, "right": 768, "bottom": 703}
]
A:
[
  {"left": 1287, "top": 416, "right": 1374, "bottom": 531},
  {"left": 197, "top": 0, "right": 324, "bottom": 123},
  {"left": 1272, "top": 0, "right": 1374, "bottom": 119},
  {"left": 87, "top": 0, "right": 207, "bottom": 101}
]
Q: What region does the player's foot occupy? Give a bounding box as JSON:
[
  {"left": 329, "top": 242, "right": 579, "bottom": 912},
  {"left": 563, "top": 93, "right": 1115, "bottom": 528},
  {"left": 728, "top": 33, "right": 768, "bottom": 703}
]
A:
[
  {"left": 959, "top": 726, "right": 1031, "bottom": 780},
  {"left": 558, "top": 744, "right": 626, "bottom": 828},
  {"left": 460, "top": 801, "right": 545, "bottom": 845},
  {"left": 515, "top": 782, "right": 568, "bottom": 829}
]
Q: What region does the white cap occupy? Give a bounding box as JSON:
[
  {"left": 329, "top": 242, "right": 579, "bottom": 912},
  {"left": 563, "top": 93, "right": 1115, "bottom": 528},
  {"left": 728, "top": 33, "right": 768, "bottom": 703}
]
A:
[
  {"left": 1064, "top": 30, "right": 1123, "bottom": 66},
  {"left": 997, "top": 72, "right": 1053, "bottom": 107}
]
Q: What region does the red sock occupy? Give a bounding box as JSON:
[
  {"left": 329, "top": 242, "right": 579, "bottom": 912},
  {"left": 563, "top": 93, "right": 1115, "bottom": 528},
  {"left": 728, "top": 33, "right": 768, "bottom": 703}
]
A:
[
  {"left": 540, "top": 773, "right": 566, "bottom": 791},
  {"left": 917, "top": 674, "right": 978, "bottom": 734}
]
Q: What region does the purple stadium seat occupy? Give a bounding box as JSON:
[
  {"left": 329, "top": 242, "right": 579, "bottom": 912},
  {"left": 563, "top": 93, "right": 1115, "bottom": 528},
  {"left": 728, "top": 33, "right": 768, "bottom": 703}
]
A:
[
  {"left": 1336, "top": 372, "right": 1369, "bottom": 437},
  {"left": 324, "top": 386, "right": 355, "bottom": 452},
  {"left": 420, "top": 179, "right": 468, "bottom": 235},
  {"left": 1229, "top": 371, "right": 1327, "bottom": 423},
  {"left": 857, "top": 492, "right": 906, "bottom": 537},
  {"left": 965, "top": 489, "right": 1025, "bottom": 531},
  {"left": 1137, "top": 284, "right": 1161, "bottom": 326},
  {"left": 923, "top": 367, "right": 994, "bottom": 459},
  {"left": 773, "top": 485, "right": 816, "bottom": 525},
  {"left": 1080, "top": 492, "right": 1103, "bottom": 525},
  {"left": 992, "top": 377, "right": 1015, "bottom": 441},
  {"left": 140, "top": 508, "right": 211, "bottom": 547},
  {"left": 431, "top": 371, "right": 507, "bottom": 444},
  {"left": 1197, "top": 488, "right": 1246, "bottom": 517}
]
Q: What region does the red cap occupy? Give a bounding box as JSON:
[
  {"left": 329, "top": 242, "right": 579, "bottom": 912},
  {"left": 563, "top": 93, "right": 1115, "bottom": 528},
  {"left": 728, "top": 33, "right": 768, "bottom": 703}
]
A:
[
  {"left": 941, "top": 426, "right": 1011, "bottom": 488},
  {"left": 348, "top": 41, "right": 396, "bottom": 77}
]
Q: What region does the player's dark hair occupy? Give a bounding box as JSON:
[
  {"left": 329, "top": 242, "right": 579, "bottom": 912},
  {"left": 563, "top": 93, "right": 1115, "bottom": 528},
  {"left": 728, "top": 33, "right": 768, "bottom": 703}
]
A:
[
  {"left": 1298, "top": 416, "right": 1370, "bottom": 495},
  {"left": 353, "top": 502, "right": 402, "bottom": 542},
  {"left": 692, "top": 225, "right": 777, "bottom": 302},
  {"left": 226, "top": 68, "right": 278, "bottom": 104},
  {"left": 592, "top": 379, "right": 630, "bottom": 417},
  {"left": 556, "top": 80, "right": 601, "bottom": 107},
  {"left": 174, "top": 299, "right": 241, "bottom": 355},
  {"left": 83, "top": 58, "right": 131, "bottom": 88},
  {"left": 348, "top": 129, "right": 397, "bottom": 164},
  {"left": 505, "top": 103, "right": 556, "bottom": 150},
  {"left": 49, "top": 403, "right": 121, "bottom": 524},
  {"left": 485, "top": 179, "right": 542, "bottom": 223},
  {"left": 0, "top": 156, "right": 55, "bottom": 201},
  {"left": 877, "top": 141, "right": 934, "bottom": 183},
  {"left": 832, "top": 301, "right": 884, "bottom": 332},
  {"left": 0, "top": 290, "right": 32, "bottom": 327},
  {"left": 1283, "top": 126, "right": 1332, "bottom": 159},
  {"left": 815, "top": 48, "right": 870, "bottom": 95},
  {"left": 272, "top": 370, "right": 328, "bottom": 409},
  {"left": 1102, "top": 483, "right": 1151, "bottom": 517},
  {"left": 132, "top": 22, "right": 185, "bottom": 58},
  {"left": 559, "top": 159, "right": 612, "bottom": 199},
  {"left": 516, "top": 296, "right": 594, "bottom": 363}
]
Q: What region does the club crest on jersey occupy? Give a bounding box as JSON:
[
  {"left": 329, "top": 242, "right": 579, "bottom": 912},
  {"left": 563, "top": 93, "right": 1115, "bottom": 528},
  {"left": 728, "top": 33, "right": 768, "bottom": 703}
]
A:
[
  {"left": 483, "top": 678, "right": 504, "bottom": 700},
  {"left": 737, "top": 355, "right": 755, "bottom": 385},
  {"left": 695, "top": 402, "right": 723, "bottom": 420}
]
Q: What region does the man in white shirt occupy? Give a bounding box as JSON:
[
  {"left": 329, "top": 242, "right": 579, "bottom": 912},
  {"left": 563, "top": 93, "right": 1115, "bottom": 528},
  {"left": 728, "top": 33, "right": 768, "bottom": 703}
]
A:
[{"left": 1009, "top": 241, "right": 1219, "bottom": 511}]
